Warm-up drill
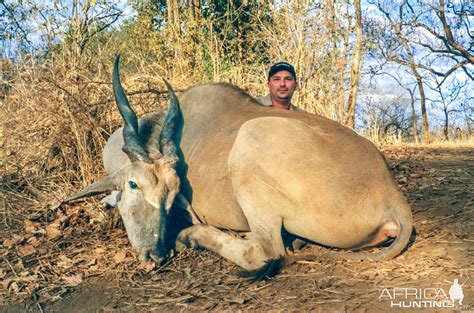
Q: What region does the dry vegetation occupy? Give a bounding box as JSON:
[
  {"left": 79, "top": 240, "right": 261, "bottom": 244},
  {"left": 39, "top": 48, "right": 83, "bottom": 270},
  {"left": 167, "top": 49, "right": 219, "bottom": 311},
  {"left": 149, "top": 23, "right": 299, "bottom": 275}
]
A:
[
  {"left": 1, "top": 0, "right": 472, "bottom": 311},
  {"left": 1, "top": 1, "right": 365, "bottom": 244},
  {"left": 0, "top": 146, "right": 472, "bottom": 311}
]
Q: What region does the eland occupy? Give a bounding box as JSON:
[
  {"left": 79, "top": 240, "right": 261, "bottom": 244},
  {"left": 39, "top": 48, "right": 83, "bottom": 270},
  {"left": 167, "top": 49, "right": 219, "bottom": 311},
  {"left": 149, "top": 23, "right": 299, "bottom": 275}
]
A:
[{"left": 66, "top": 56, "right": 413, "bottom": 278}]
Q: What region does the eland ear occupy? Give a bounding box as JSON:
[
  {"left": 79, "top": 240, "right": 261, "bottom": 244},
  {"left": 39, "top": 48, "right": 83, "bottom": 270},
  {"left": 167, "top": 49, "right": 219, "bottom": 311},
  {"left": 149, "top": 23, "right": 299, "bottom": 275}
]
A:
[{"left": 64, "top": 175, "right": 120, "bottom": 203}]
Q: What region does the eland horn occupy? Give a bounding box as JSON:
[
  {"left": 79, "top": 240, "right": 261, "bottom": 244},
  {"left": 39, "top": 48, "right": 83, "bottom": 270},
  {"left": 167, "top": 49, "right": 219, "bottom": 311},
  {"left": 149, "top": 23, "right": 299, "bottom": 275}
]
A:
[
  {"left": 113, "top": 55, "right": 150, "bottom": 163},
  {"left": 160, "top": 79, "right": 181, "bottom": 162}
]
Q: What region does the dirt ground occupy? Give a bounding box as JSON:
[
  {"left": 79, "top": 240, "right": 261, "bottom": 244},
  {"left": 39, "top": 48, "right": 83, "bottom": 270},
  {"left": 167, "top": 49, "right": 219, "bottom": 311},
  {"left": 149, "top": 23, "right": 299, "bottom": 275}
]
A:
[{"left": 1, "top": 146, "right": 473, "bottom": 312}]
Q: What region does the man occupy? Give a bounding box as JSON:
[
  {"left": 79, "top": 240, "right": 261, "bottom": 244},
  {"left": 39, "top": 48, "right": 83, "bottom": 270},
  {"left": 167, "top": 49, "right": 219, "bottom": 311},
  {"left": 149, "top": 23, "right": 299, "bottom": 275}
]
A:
[
  {"left": 258, "top": 61, "right": 306, "bottom": 254},
  {"left": 257, "top": 61, "right": 300, "bottom": 111}
]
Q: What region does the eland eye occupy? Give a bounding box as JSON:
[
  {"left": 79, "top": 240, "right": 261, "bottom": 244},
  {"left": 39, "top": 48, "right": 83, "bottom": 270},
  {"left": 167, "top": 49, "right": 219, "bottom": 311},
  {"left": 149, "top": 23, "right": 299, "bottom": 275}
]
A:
[{"left": 129, "top": 181, "right": 139, "bottom": 190}]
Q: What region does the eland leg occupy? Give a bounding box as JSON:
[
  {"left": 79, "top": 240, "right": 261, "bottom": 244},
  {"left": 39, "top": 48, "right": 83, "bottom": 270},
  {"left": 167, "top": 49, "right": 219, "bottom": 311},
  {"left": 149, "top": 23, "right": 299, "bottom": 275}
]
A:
[{"left": 176, "top": 213, "right": 286, "bottom": 271}]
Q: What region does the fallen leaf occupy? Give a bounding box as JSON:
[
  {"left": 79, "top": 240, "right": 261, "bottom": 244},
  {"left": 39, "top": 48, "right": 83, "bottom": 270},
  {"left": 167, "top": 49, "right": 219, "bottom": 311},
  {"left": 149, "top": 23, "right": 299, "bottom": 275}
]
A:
[
  {"left": 2, "top": 239, "right": 16, "bottom": 249},
  {"left": 26, "top": 236, "right": 38, "bottom": 246},
  {"left": 183, "top": 267, "right": 192, "bottom": 277},
  {"left": 3, "top": 235, "right": 24, "bottom": 249},
  {"left": 18, "top": 244, "right": 36, "bottom": 256},
  {"left": 0, "top": 279, "right": 11, "bottom": 290},
  {"left": 62, "top": 274, "right": 82, "bottom": 286},
  {"left": 34, "top": 228, "right": 47, "bottom": 235},
  {"left": 57, "top": 255, "right": 74, "bottom": 269},
  {"left": 37, "top": 247, "right": 48, "bottom": 255},
  {"left": 227, "top": 297, "right": 246, "bottom": 304},
  {"left": 46, "top": 224, "right": 62, "bottom": 239},
  {"left": 24, "top": 220, "right": 39, "bottom": 234},
  {"left": 14, "top": 260, "right": 24, "bottom": 271},
  {"left": 138, "top": 261, "right": 156, "bottom": 273},
  {"left": 114, "top": 251, "right": 128, "bottom": 264},
  {"left": 47, "top": 199, "right": 63, "bottom": 211},
  {"left": 50, "top": 295, "right": 63, "bottom": 302},
  {"left": 27, "top": 282, "right": 38, "bottom": 292},
  {"left": 94, "top": 247, "right": 106, "bottom": 254},
  {"left": 8, "top": 281, "right": 19, "bottom": 293}
]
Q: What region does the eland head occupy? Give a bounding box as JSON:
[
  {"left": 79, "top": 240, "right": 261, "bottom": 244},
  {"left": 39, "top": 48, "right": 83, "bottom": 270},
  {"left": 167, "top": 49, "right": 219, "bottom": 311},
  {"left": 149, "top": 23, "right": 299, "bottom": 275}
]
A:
[{"left": 65, "top": 56, "right": 181, "bottom": 264}]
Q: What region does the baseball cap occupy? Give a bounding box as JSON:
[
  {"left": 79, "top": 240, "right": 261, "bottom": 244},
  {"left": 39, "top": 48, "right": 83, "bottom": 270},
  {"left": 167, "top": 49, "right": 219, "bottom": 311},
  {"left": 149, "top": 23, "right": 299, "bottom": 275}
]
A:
[{"left": 268, "top": 62, "right": 297, "bottom": 81}]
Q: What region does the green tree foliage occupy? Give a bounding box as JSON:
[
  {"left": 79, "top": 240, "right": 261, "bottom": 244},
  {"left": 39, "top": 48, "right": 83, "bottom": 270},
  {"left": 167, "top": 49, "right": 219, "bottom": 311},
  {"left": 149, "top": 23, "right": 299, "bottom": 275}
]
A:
[{"left": 127, "top": 0, "right": 274, "bottom": 82}]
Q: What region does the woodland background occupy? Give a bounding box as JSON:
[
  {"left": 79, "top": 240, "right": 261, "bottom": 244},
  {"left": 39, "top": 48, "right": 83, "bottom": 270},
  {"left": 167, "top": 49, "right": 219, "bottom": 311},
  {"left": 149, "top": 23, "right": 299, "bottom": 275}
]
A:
[
  {"left": 0, "top": 0, "right": 473, "bottom": 309},
  {"left": 1, "top": 0, "right": 473, "bottom": 187}
]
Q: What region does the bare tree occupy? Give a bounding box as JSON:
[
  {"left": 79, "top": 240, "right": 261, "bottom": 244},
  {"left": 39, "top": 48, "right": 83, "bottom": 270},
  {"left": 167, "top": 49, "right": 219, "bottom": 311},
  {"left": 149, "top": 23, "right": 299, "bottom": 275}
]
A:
[
  {"left": 382, "top": 68, "right": 420, "bottom": 143},
  {"left": 346, "top": 0, "right": 364, "bottom": 129},
  {"left": 1, "top": 1, "right": 36, "bottom": 56},
  {"left": 62, "top": 1, "right": 123, "bottom": 65},
  {"left": 1, "top": 0, "right": 123, "bottom": 60},
  {"left": 427, "top": 77, "right": 468, "bottom": 140},
  {"left": 407, "top": 0, "right": 473, "bottom": 83},
  {"left": 365, "top": 61, "right": 421, "bottom": 143},
  {"left": 414, "top": 0, "right": 474, "bottom": 65},
  {"left": 373, "top": 1, "right": 430, "bottom": 141},
  {"left": 367, "top": 0, "right": 474, "bottom": 141},
  {"left": 359, "top": 88, "right": 414, "bottom": 144}
]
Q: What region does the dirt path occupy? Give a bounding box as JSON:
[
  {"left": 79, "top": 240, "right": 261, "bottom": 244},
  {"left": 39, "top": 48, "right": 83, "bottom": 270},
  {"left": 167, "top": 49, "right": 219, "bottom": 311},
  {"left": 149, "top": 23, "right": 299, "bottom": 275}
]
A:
[{"left": 2, "top": 147, "right": 473, "bottom": 312}]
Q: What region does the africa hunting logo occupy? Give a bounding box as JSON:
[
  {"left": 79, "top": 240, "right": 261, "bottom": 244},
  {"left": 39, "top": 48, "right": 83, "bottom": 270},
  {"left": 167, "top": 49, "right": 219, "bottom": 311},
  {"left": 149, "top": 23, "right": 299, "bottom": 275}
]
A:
[{"left": 379, "top": 278, "right": 469, "bottom": 309}]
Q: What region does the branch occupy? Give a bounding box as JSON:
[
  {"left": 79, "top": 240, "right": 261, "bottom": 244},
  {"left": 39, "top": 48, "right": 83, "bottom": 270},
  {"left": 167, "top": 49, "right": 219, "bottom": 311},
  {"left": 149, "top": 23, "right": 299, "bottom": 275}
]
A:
[
  {"left": 435, "top": 60, "right": 470, "bottom": 86},
  {"left": 461, "top": 66, "right": 474, "bottom": 81},
  {"left": 0, "top": 2, "right": 32, "bottom": 46},
  {"left": 439, "top": 0, "right": 474, "bottom": 63},
  {"left": 382, "top": 49, "right": 464, "bottom": 84},
  {"left": 79, "top": 10, "right": 122, "bottom": 53},
  {"left": 414, "top": 21, "right": 458, "bottom": 55},
  {"left": 90, "top": 87, "right": 186, "bottom": 107},
  {"left": 411, "top": 37, "right": 464, "bottom": 58}
]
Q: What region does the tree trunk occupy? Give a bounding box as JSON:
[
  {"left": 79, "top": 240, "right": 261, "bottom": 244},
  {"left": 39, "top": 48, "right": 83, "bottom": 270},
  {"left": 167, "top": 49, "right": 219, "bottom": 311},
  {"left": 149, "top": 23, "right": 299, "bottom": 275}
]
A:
[
  {"left": 443, "top": 105, "right": 449, "bottom": 140},
  {"left": 189, "top": 0, "right": 200, "bottom": 22},
  {"left": 399, "top": 30, "right": 430, "bottom": 141},
  {"left": 400, "top": 30, "right": 430, "bottom": 141},
  {"left": 407, "top": 88, "right": 419, "bottom": 143},
  {"left": 377, "top": 3, "right": 430, "bottom": 141},
  {"left": 345, "top": 0, "right": 363, "bottom": 129},
  {"left": 231, "top": 1, "right": 242, "bottom": 64},
  {"left": 328, "top": 0, "right": 344, "bottom": 122},
  {"left": 415, "top": 74, "right": 430, "bottom": 141},
  {"left": 167, "top": 0, "right": 179, "bottom": 30}
]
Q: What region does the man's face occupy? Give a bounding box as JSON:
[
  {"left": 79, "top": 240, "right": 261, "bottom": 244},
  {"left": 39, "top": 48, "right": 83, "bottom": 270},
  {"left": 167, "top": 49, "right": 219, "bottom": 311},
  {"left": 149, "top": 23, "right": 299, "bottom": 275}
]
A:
[{"left": 268, "top": 70, "right": 298, "bottom": 103}]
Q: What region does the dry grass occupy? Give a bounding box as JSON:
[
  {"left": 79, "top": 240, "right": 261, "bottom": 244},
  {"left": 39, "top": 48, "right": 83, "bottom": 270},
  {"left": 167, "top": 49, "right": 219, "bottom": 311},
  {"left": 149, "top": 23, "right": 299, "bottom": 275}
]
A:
[
  {"left": 0, "top": 1, "right": 359, "bottom": 244},
  {"left": 364, "top": 126, "right": 473, "bottom": 149},
  {"left": 1, "top": 146, "right": 472, "bottom": 311},
  {"left": 402, "top": 137, "right": 474, "bottom": 148}
]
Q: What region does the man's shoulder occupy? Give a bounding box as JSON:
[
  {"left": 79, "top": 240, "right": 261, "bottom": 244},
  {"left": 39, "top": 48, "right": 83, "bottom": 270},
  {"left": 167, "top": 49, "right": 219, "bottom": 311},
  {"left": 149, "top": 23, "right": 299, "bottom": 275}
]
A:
[
  {"left": 256, "top": 94, "right": 273, "bottom": 107},
  {"left": 256, "top": 94, "right": 306, "bottom": 113},
  {"left": 289, "top": 104, "right": 305, "bottom": 112}
]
